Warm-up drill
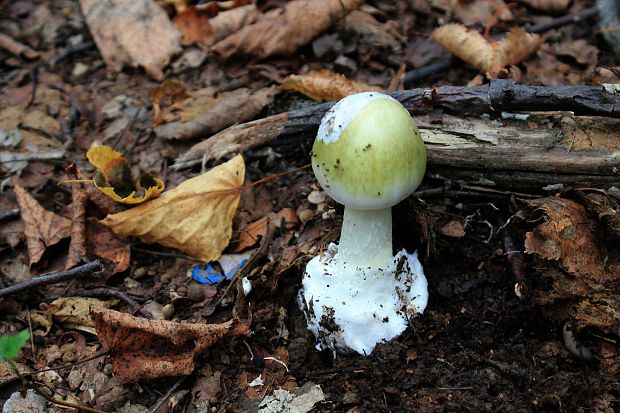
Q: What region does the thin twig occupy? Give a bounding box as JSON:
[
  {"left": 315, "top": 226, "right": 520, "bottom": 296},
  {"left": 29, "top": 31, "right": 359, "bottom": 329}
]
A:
[
  {"left": 0, "top": 208, "right": 20, "bottom": 222},
  {"left": 76, "top": 287, "right": 153, "bottom": 319},
  {"left": 149, "top": 376, "right": 185, "bottom": 413},
  {"left": 23, "top": 350, "right": 109, "bottom": 377},
  {"left": 49, "top": 40, "right": 95, "bottom": 67},
  {"left": 0, "top": 260, "right": 104, "bottom": 298}
]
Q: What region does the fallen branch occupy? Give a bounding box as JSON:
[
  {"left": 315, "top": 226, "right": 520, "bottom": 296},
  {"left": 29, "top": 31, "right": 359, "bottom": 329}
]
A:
[
  {"left": 0, "top": 260, "right": 104, "bottom": 298},
  {"left": 173, "top": 81, "right": 620, "bottom": 190}
]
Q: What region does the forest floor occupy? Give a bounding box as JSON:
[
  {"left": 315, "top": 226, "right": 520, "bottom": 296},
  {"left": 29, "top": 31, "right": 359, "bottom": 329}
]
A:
[{"left": 0, "top": 0, "right": 619, "bottom": 412}]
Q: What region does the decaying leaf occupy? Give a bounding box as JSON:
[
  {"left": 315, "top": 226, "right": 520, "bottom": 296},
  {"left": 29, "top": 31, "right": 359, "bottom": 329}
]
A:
[
  {"left": 280, "top": 70, "right": 384, "bottom": 101},
  {"left": 234, "top": 208, "right": 299, "bottom": 252},
  {"left": 13, "top": 184, "right": 72, "bottom": 266},
  {"left": 80, "top": 0, "right": 182, "bottom": 80},
  {"left": 440, "top": 220, "right": 465, "bottom": 238},
  {"left": 91, "top": 307, "right": 250, "bottom": 382},
  {"left": 101, "top": 155, "right": 245, "bottom": 263},
  {"left": 212, "top": 0, "right": 364, "bottom": 60},
  {"left": 174, "top": 4, "right": 259, "bottom": 47},
  {"left": 524, "top": 197, "right": 620, "bottom": 334},
  {"left": 152, "top": 80, "right": 190, "bottom": 125},
  {"left": 452, "top": 0, "right": 513, "bottom": 26},
  {"left": 345, "top": 10, "right": 404, "bottom": 54},
  {"left": 87, "top": 145, "right": 165, "bottom": 204},
  {"left": 525, "top": 198, "right": 614, "bottom": 283},
  {"left": 432, "top": 24, "right": 541, "bottom": 78},
  {"left": 153, "top": 86, "right": 277, "bottom": 140},
  {"left": 48, "top": 297, "right": 118, "bottom": 334},
  {"left": 87, "top": 220, "right": 131, "bottom": 273},
  {"left": 520, "top": 0, "right": 570, "bottom": 13}
]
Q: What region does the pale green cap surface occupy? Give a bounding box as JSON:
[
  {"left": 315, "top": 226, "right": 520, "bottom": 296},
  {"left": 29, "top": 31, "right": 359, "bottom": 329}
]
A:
[{"left": 312, "top": 92, "right": 426, "bottom": 210}]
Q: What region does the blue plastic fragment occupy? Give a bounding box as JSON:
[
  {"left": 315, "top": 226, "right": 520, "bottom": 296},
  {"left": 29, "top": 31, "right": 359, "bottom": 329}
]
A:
[{"left": 191, "top": 259, "right": 249, "bottom": 285}]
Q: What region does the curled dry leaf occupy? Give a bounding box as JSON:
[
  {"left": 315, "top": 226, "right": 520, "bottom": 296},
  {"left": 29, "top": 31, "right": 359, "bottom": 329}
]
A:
[
  {"left": 80, "top": 0, "right": 182, "bottom": 80},
  {"left": 174, "top": 4, "right": 259, "bottom": 48},
  {"left": 153, "top": 86, "right": 277, "bottom": 140},
  {"left": 212, "top": 0, "right": 364, "bottom": 60},
  {"left": 280, "top": 70, "right": 384, "bottom": 101},
  {"left": 432, "top": 24, "right": 541, "bottom": 78},
  {"left": 86, "top": 145, "right": 165, "bottom": 204},
  {"left": 13, "top": 184, "right": 72, "bottom": 266},
  {"left": 91, "top": 307, "right": 250, "bottom": 382},
  {"left": 101, "top": 155, "right": 245, "bottom": 263}
]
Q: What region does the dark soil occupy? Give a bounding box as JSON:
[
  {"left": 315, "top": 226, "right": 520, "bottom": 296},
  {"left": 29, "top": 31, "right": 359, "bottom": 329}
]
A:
[{"left": 1, "top": 0, "right": 619, "bottom": 412}]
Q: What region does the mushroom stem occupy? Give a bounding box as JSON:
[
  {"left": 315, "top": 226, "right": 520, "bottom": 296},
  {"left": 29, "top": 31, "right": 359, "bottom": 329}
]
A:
[{"left": 337, "top": 207, "right": 393, "bottom": 269}]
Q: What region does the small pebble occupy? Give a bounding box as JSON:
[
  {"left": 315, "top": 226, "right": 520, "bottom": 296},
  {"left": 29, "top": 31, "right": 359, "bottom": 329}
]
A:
[
  {"left": 133, "top": 267, "right": 146, "bottom": 278},
  {"left": 72, "top": 62, "right": 89, "bottom": 78},
  {"left": 308, "top": 190, "right": 326, "bottom": 205},
  {"left": 160, "top": 272, "right": 173, "bottom": 284},
  {"left": 161, "top": 303, "right": 175, "bottom": 319},
  {"left": 103, "top": 364, "right": 114, "bottom": 376}
]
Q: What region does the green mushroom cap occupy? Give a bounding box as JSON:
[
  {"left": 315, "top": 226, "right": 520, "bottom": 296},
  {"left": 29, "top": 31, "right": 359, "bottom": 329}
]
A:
[{"left": 312, "top": 92, "right": 427, "bottom": 210}]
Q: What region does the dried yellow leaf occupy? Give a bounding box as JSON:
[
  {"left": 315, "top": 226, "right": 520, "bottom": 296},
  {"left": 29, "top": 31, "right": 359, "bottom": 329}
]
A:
[
  {"left": 280, "top": 70, "right": 384, "bottom": 101},
  {"left": 86, "top": 145, "right": 165, "bottom": 205},
  {"left": 101, "top": 155, "right": 245, "bottom": 262}
]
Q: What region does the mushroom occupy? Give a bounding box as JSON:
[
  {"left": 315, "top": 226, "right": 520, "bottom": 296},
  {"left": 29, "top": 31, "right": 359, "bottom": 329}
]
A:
[{"left": 298, "top": 92, "right": 428, "bottom": 356}]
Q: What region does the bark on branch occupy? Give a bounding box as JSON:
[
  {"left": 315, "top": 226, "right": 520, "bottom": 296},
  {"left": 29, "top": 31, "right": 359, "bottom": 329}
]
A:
[{"left": 173, "top": 80, "right": 620, "bottom": 190}]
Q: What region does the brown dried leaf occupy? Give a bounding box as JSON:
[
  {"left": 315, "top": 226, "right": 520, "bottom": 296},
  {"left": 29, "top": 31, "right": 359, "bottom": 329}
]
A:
[
  {"left": 524, "top": 198, "right": 613, "bottom": 283},
  {"left": 154, "top": 87, "right": 277, "bottom": 140},
  {"left": 553, "top": 39, "right": 598, "bottom": 66},
  {"left": 575, "top": 299, "right": 620, "bottom": 334},
  {"left": 13, "top": 184, "right": 72, "bottom": 266},
  {"left": 87, "top": 220, "right": 131, "bottom": 273},
  {"left": 101, "top": 155, "right": 245, "bottom": 263},
  {"left": 212, "top": 0, "right": 364, "bottom": 60},
  {"left": 48, "top": 297, "right": 118, "bottom": 334},
  {"left": 234, "top": 208, "right": 299, "bottom": 252},
  {"left": 80, "top": 0, "right": 182, "bottom": 80},
  {"left": 174, "top": 4, "right": 259, "bottom": 47},
  {"left": 440, "top": 220, "right": 465, "bottom": 238},
  {"left": 280, "top": 70, "right": 384, "bottom": 101},
  {"left": 432, "top": 24, "right": 494, "bottom": 74},
  {"left": 520, "top": 0, "right": 570, "bottom": 13},
  {"left": 452, "top": 0, "right": 513, "bottom": 26},
  {"left": 432, "top": 24, "right": 541, "bottom": 78},
  {"left": 91, "top": 307, "right": 250, "bottom": 382},
  {"left": 345, "top": 10, "right": 404, "bottom": 53}
]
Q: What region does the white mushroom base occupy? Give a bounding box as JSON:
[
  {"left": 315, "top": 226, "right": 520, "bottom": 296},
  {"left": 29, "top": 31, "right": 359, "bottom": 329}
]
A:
[{"left": 298, "top": 243, "right": 429, "bottom": 356}]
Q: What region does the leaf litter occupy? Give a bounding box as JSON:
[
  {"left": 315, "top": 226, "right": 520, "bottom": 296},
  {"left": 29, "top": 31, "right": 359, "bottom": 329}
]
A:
[
  {"left": 91, "top": 307, "right": 250, "bottom": 382},
  {"left": 1, "top": 0, "right": 620, "bottom": 410}
]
